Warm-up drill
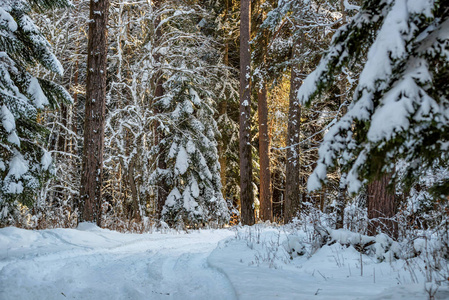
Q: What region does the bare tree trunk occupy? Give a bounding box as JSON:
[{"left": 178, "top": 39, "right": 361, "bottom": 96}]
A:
[
  {"left": 80, "top": 0, "right": 109, "bottom": 226},
  {"left": 258, "top": 84, "right": 272, "bottom": 221},
  {"left": 367, "top": 174, "right": 398, "bottom": 238},
  {"left": 335, "top": 186, "right": 346, "bottom": 229},
  {"left": 284, "top": 43, "right": 302, "bottom": 224},
  {"left": 153, "top": 0, "right": 169, "bottom": 220},
  {"left": 53, "top": 105, "right": 68, "bottom": 205},
  {"left": 128, "top": 157, "right": 141, "bottom": 222},
  {"left": 70, "top": 35, "right": 80, "bottom": 218},
  {"left": 218, "top": 0, "right": 229, "bottom": 190},
  {"left": 154, "top": 75, "right": 168, "bottom": 220},
  {"left": 155, "top": 108, "right": 168, "bottom": 220},
  {"left": 218, "top": 100, "right": 227, "bottom": 188},
  {"left": 239, "top": 0, "right": 255, "bottom": 225},
  {"left": 124, "top": 7, "right": 140, "bottom": 223},
  {"left": 334, "top": 0, "right": 348, "bottom": 230}
]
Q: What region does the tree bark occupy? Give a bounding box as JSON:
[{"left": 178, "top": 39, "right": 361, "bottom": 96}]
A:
[
  {"left": 218, "top": 4, "right": 229, "bottom": 190},
  {"left": 284, "top": 43, "right": 302, "bottom": 224},
  {"left": 258, "top": 84, "right": 272, "bottom": 221},
  {"left": 367, "top": 174, "right": 398, "bottom": 238},
  {"left": 334, "top": 0, "right": 348, "bottom": 230},
  {"left": 80, "top": 0, "right": 109, "bottom": 226},
  {"left": 128, "top": 157, "right": 141, "bottom": 222},
  {"left": 152, "top": 0, "right": 169, "bottom": 220},
  {"left": 239, "top": 0, "right": 255, "bottom": 225},
  {"left": 70, "top": 29, "right": 80, "bottom": 217},
  {"left": 218, "top": 100, "right": 227, "bottom": 188},
  {"left": 335, "top": 186, "right": 346, "bottom": 229},
  {"left": 154, "top": 90, "right": 168, "bottom": 220}
]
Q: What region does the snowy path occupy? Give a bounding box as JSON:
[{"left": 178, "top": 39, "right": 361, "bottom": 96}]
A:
[
  {"left": 1, "top": 225, "right": 448, "bottom": 300},
  {"left": 0, "top": 225, "right": 236, "bottom": 300}
]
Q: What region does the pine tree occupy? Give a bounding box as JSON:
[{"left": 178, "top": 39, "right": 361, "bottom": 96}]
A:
[
  {"left": 79, "top": 0, "right": 109, "bottom": 226},
  {"left": 155, "top": 86, "right": 230, "bottom": 226},
  {"left": 149, "top": 1, "right": 230, "bottom": 227},
  {"left": 298, "top": 0, "right": 449, "bottom": 197},
  {"left": 210, "top": 0, "right": 241, "bottom": 221},
  {"left": 239, "top": 0, "right": 255, "bottom": 225},
  {"left": 0, "top": 0, "right": 71, "bottom": 216}
]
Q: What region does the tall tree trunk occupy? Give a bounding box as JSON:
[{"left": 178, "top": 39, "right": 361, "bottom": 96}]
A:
[
  {"left": 367, "top": 174, "right": 397, "bottom": 238},
  {"left": 334, "top": 0, "right": 348, "bottom": 230},
  {"left": 128, "top": 157, "right": 141, "bottom": 222},
  {"left": 258, "top": 84, "right": 272, "bottom": 221},
  {"left": 53, "top": 105, "right": 68, "bottom": 205},
  {"left": 125, "top": 7, "right": 141, "bottom": 222},
  {"left": 70, "top": 30, "right": 79, "bottom": 218},
  {"left": 153, "top": 0, "right": 169, "bottom": 220},
  {"left": 218, "top": 100, "right": 227, "bottom": 188},
  {"left": 154, "top": 83, "right": 168, "bottom": 220},
  {"left": 218, "top": 0, "right": 229, "bottom": 190},
  {"left": 80, "top": 0, "right": 109, "bottom": 226},
  {"left": 284, "top": 43, "right": 302, "bottom": 223},
  {"left": 239, "top": 0, "right": 255, "bottom": 225}
]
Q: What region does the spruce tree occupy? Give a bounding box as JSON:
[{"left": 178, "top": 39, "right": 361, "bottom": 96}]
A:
[
  {"left": 298, "top": 0, "right": 449, "bottom": 196},
  {"left": 0, "top": 0, "right": 71, "bottom": 213},
  {"left": 149, "top": 1, "right": 230, "bottom": 227},
  {"left": 79, "top": 0, "right": 109, "bottom": 226},
  {"left": 155, "top": 85, "right": 230, "bottom": 226},
  {"left": 239, "top": 0, "right": 255, "bottom": 225}
]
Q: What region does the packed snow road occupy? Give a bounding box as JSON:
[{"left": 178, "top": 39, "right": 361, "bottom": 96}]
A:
[
  {"left": 1, "top": 224, "right": 448, "bottom": 299},
  {"left": 0, "top": 224, "right": 236, "bottom": 300}
]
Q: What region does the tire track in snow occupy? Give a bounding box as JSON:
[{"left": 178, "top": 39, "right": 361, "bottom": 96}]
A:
[
  {"left": 0, "top": 228, "right": 237, "bottom": 300},
  {"left": 145, "top": 249, "right": 238, "bottom": 299}
]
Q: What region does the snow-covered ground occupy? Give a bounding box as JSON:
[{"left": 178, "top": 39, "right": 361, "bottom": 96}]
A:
[{"left": 1, "top": 224, "right": 448, "bottom": 299}]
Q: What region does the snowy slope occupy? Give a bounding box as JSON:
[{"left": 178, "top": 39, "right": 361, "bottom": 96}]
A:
[{"left": 1, "top": 224, "right": 448, "bottom": 299}]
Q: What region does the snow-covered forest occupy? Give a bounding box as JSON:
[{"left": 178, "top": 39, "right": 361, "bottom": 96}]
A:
[{"left": 1, "top": 0, "right": 448, "bottom": 298}]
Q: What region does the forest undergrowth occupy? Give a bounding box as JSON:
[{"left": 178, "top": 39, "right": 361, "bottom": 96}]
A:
[{"left": 229, "top": 202, "right": 449, "bottom": 299}]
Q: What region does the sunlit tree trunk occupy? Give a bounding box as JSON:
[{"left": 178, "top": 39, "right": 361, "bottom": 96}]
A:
[
  {"left": 258, "top": 84, "right": 272, "bottom": 221},
  {"left": 218, "top": 0, "right": 229, "bottom": 190},
  {"left": 80, "top": 0, "right": 109, "bottom": 226},
  {"left": 284, "top": 42, "right": 302, "bottom": 223},
  {"left": 239, "top": 0, "right": 255, "bottom": 225}
]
